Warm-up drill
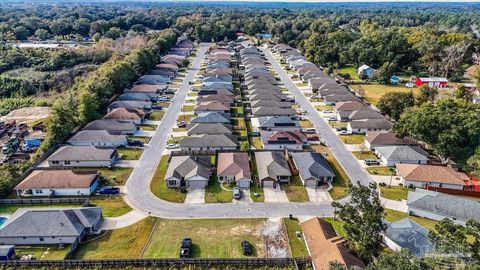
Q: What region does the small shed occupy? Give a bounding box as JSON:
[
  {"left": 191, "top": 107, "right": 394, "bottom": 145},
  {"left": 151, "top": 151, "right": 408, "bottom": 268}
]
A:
[
  {"left": 0, "top": 245, "right": 15, "bottom": 261},
  {"left": 390, "top": 75, "right": 401, "bottom": 84}
]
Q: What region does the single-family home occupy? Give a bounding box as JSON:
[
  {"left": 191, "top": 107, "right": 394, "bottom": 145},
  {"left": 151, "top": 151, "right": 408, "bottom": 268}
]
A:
[
  {"left": 47, "top": 145, "right": 118, "bottom": 167},
  {"left": 415, "top": 77, "right": 448, "bottom": 88},
  {"left": 136, "top": 75, "right": 170, "bottom": 85},
  {"left": 407, "top": 189, "right": 480, "bottom": 225},
  {"left": 396, "top": 164, "right": 468, "bottom": 190},
  {"left": 194, "top": 101, "right": 230, "bottom": 114},
  {"left": 107, "top": 101, "right": 152, "bottom": 113},
  {"left": 128, "top": 84, "right": 166, "bottom": 94},
  {"left": 187, "top": 123, "right": 232, "bottom": 135},
  {"left": 14, "top": 170, "right": 99, "bottom": 197},
  {"left": 202, "top": 74, "right": 233, "bottom": 86},
  {"left": 217, "top": 152, "right": 252, "bottom": 188},
  {"left": 251, "top": 107, "right": 296, "bottom": 117},
  {"left": 190, "top": 112, "right": 231, "bottom": 124},
  {"left": 364, "top": 131, "right": 415, "bottom": 150},
  {"left": 102, "top": 108, "right": 145, "bottom": 124},
  {"left": 261, "top": 130, "right": 307, "bottom": 150},
  {"left": 250, "top": 100, "right": 292, "bottom": 109},
  {"left": 250, "top": 116, "right": 300, "bottom": 132},
  {"left": 357, "top": 64, "right": 375, "bottom": 79},
  {"left": 290, "top": 152, "right": 335, "bottom": 188},
  {"left": 118, "top": 93, "right": 157, "bottom": 102},
  {"left": 180, "top": 134, "right": 238, "bottom": 152},
  {"left": 82, "top": 119, "right": 137, "bottom": 135},
  {"left": 375, "top": 145, "right": 429, "bottom": 166},
  {"left": 196, "top": 94, "right": 235, "bottom": 105},
  {"left": 68, "top": 130, "right": 128, "bottom": 147},
  {"left": 0, "top": 208, "right": 102, "bottom": 245},
  {"left": 155, "top": 63, "right": 179, "bottom": 73},
  {"left": 147, "top": 69, "right": 175, "bottom": 78},
  {"left": 347, "top": 118, "right": 393, "bottom": 133},
  {"left": 382, "top": 218, "right": 434, "bottom": 258},
  {"left": 324, "top": 94, "right": 361, "bottom": 106},
  {"left": 255, "top": 151, "right": 291, "bottom": 188},
  {"left": 165, "top": 156, "right": 211, "bottom": 189}
]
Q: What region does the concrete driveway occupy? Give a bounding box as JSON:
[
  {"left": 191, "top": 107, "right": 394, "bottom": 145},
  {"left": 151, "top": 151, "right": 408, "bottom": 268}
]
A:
[
  {"left": 115, "top": 160, "right": 139, "bottom": 168},
  {"left": 134, "top": 130, "right": 155, "bottom": 137},
  {"left": 232, "top": 189, "right": 253, "bottom": 204},
  {"left": 184, "top": 188, "right": 205, "bottom": 204},
  {"left": 306, "top": 187, "right": 333, "bottom": 203},
  {"left": 264, "top": 187, "right": 289, "bottom": 203}
]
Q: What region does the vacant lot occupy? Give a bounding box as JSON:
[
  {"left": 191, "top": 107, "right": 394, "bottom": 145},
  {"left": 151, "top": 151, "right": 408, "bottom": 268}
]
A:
[
  {"left": 380, "top": 185, "right": 414, "bottom": 201},
  {"left": 143, "top": 219, "right": 267, "bottom": 258},
  {"left": 283, "top": 218, "right": 309, "bottom": 257},
  {"left": 117, "top": 147, "right": 144, "bottom": 160},
  {"left": 313, "top": 145, "right": 350, "bottom": 200},
  {"left": 350, "top": 84, "right": 417, "bottom": 105},
  {"left": 73, "top": 217, "right": 157, "bottom": 259},
  {"left": 98, "top": 167, "right": 134, "bottom": 185}
]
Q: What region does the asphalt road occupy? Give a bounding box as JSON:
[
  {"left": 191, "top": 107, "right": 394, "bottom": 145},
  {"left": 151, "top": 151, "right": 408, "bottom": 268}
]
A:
[
  {"left": 261, "top": 47, "right": 372, "bottom": 187},
  {"left": 123, "top": 43, "right": 336, "bottom": 219}
]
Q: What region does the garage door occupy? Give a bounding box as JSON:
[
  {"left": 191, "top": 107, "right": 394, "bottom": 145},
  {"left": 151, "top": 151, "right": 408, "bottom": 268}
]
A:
[
  {"left": 238, "top": 180, "right": 250, "bottom": 189},
  {"left": 305, "top": 179, "right": 317, "bottom": 188},
  {"left": 188, "top": 180, "right": 207, "bottom": 189},
  {"left": 262, "top": 180, "right": 275, "bottom": 188}
]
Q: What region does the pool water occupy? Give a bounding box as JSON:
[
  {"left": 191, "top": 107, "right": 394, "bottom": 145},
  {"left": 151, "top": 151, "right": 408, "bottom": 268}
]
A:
[{"left": 0, "top": 217, "right": 7, "bottom": 228}]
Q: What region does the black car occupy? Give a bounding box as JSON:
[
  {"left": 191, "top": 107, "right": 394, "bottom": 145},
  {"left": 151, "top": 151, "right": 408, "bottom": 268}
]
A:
[
  {"left": 180, "top": 238, "right": 192, "bottom": 258},
  {"left": 151, "top": 105, "right": 163, "bottom": 110},
  {"left": 336, "top": 127, "right": 347, "bottom": 132},
  {"left": 127, "top": 140, "right": 144, "bottom": 147},
  {"left": 241, "top": 240, "right": 252, "bottom": 256}
]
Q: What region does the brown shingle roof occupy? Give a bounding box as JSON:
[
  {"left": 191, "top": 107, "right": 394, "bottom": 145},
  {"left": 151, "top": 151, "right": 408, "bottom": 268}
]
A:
[
  {"left": 15, "top": 170, "right": 97, "bottom": 190},
  {"left": 396, "top": 164, "right": 469, "bottom": 186},
  {"left": 334, "top": 101, "right": 369, "bottom": 112},
  {"left": 217, "top": 152, "right": 251, "bottom": 181},
  {"left": 194, "top": 101, "right": 230, "bottom": 112},
  {"left": 103, "top": 108, "right": 145, "bottom": 121},
  {"left": 129, "top": 84, "right": 165, "bottom": 93},
  {"left": 365, "top": 131, "right": 415, "bottom": 146}
]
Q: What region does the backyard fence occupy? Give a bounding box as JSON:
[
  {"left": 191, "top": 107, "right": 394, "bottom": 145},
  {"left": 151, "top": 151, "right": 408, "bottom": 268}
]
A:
[
  {"left": 1, "top": 256, "right": 311, "bottom": 267},
  {"left": 0, "top": 197, "right": 88, "bottom": 206}
]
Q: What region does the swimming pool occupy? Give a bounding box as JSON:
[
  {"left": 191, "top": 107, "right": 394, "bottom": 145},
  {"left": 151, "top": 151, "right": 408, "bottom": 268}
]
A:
[{"left": 0, "top": 217, "right": 7, "bottom": 228}]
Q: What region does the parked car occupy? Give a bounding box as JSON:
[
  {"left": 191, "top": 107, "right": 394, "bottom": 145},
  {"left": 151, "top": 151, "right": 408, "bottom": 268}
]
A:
[
  {"left": 177, "top": 121, "right": 187, "bottom": 128},
  {"left": 128, "top": 140, "right": 144, "bottom": 147},
  {"left": 158, "top": 96, "right": 169, "bottom": 102},
  {"left": 336, "top": 127, "right": 347, "bottom": 132},
  {"left": 338, "top": 130, "right": 352, "bottom": 135},
  {"left": 241, "top": 240, "right": 252, "bottom": 256},
  {"left": 328, "top": 116, "right": 337, "bottom": 121},
  {"left": 307, "top": 135, "right": 320, "bottom": 141},
  {"left": 301, "top": 128, "right": 317, "bottom": 134},
  {"left": 322, "top": 109, "right": 334, "bottom": 114},
  {"left": 99, "top": 187, "right": 120, "bottom": 195},
  {"left": 151, "top": 105, "right": 163, "bottom": 110},
  {"left": 166, "top": 143, "right": 179, "bottom": 149},
  {"left": 180, "top": 238, "right": 192, "bottom": 258},
  {"left": 233, "top": 187, "right": 241, "bottom": 200},
  {"left": 364, "top": 159, "right": 380, "bottom": 166}
]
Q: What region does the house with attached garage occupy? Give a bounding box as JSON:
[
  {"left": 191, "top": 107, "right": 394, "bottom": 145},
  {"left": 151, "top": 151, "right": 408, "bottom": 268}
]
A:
[
  {"left": 180, "top": 134, "right": 238, "bottom": 152},
  {"left": 261, "top": 130, "right": 307, "bottom": 151},
  {"left": 251, "top": 107, "right": 296, "bottom": 117},
  {"left": 187, "top": 123, "right": 232, "bottom": 135},
  {"left": 382, "top": 218, "right": 434, "bottom": 258},
  {"left": 47, "top": 145, "right": 118, "bottom": 167},
  {"left": 374, "top": 145, "right": 429, "bottom": 166},
  {"left": 364, "top": 131, "right": 415, "bottom": 150},
  {"left": 190, "top": 112, "right": 231, "bottom": 124},
  {"left": 154, "top": 63, "right": 179, "bottom": 73},
  {"left": 396, "top": 164, "right": 468, "bottom": 190},
  {"left": 202, "top": 74, "right": 233, "bottom": 86},
  {"left": 290, "top": 152, "right": 335, "bottom": 188},
  {"left": 347, "top": 118, "right": 393, "bottom": 133},
  {"left": 341, "top": 109, "right": 386, "bottom": 122},
  {"left": 107, "top": 100, "right": 152, "bottom": 113},
  {"left": 196, "top": 94, "right": 236, "bottom": 105},
  {"left": 68, "top": 130, "right": 128, "bottom": 147},
  {"left": 217, "top": 152, "right": 252, "bottom": 188},
  {"left": 165, "top": 156, "right": 211, "bottom": 189},
  {"left": 117, "top": 92, "right": 158, "bottom": 102},
  {"left": 407, "top": 189, "right": 480, "bottom": 225},
  {"left": 324, "top": 93, "right": 361, "bottom": 106},
  {"left": 128, "top": 84, "right": 166, "bottom": 94},
  {"left": 250, "top": 116, "right": 300, "bottom": 132},
  {"left": 102, "top": 108, "right": 146, "bottom": 125},
  {"left": 194, "top": 101, "right": 230, "bottom": 114},
  {"left": 136, "top": 75, "right": 171, "bottom": 85},
  {"left": 82, "top": 119, "right": 137, "bottom": 135},
  {"left": 14, "top": 170, "right": 99, "bottom": 197},
  {"left": 0, "top": 207, "right": 102, "bottom": 245},
  {"left": 255, "top": 151, "right": 291, "bottom": 188}
]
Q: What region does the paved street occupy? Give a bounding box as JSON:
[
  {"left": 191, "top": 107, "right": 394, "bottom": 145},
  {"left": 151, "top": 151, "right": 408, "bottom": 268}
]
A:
[{"left": 262, "top": 48, "right": 372, "bottom": 187}]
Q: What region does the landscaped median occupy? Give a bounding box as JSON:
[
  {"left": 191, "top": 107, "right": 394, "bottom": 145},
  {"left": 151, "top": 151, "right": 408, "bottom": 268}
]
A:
[{"left": 150, "top": 155, "right": 186, "bottom": 203}]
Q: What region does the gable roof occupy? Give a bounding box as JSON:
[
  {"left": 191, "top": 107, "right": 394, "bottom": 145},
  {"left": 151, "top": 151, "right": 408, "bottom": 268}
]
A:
[
  {"left": 194, "top": 101, "right": 230, "bottom": 112},
  {"left": 128, "top": 84, "right": 166, "bottom": 93},
  {"left": 396, "top": 164, "right": 468, "bottom": 186},
  {"left": 255, "top": 151, "right": 291, "bottom": 180},
  {"left": 187, "top": 123, "right": 232, "bottom": 135},
  {"left": 262, "top": 131, "right": 306, "bottom": 145},
  {"left": 334, "top": 101, "right": 369, "bottom": 112},
  {"left": 291, "top": 152, "right": 335, "bottom": 179},
  {"left": 83, "top": 119, "right": 136, "bottom": 133},
  {"left": 15, "top": 170, "right": 98, "bottom": 190},
  {"left": 165, "top": 156, "right": 210, "bottom": 180},
  {"left": 180, "top": 134, "right": 238, "bottom": 148},
  {"left": 217, "top": 152, "right": 251, "bottom": 181},
  {"left": 103, "top": 108, "right": 145, "bottom": 121},
  {"left": 68, "top": 130, "right": 127, "bottom": 144},
  {"left": 365, "top": 131, "right": 415, "bottom": 147},
  {"left": 48, "top": 146, "right": 116, "bottom": 161},
  {"left": 190, "top": 112, "right": 231, "bottom": 124},
  {"left": 349, "top": 118, "right": 393, "bottom": 130},
  {"left": 196, "top": 94, "right": 235, "bottom": 104},
  {"left": 376, "top": 145, "right": 429, "bottom": 161},
  {"left": 251, "top": 107, "right": 296, "bottom": 117},
  {"left": 257, "top": 116, "right": 299, "bottom": 129},
  {"left": 383, "top": 218, "right": 434, "bottom": 257}
]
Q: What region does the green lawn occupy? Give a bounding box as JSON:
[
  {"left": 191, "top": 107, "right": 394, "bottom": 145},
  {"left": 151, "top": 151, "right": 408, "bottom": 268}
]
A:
[
  {"left": 128, "top": 136, "right": 151, "bottom": 144},
  {"left": 138, "top": 124, "right": 157, "bottom": 131},
  {"left": 329, "top": 121, "right": 347, "bottom": 129},
  {"left": 384, "top": 209, "right": 438, "bottom": 232},
  {"left": 148, "top": 111, "right": 165, "bottom": 121},
  {"left": 316, "top": 105, "right": 334, "bottom": 111},
  {"left": 366, "top": 166, "right": 396, "bottom": 176},
  {"left": 187, "top": 92, "right": 198, "bottom": 97},
  {"left": 182, "top": 105, "right": 194, "bottom": 112},
  {"left": 283, "top": 218, "right": 309, "bottom": 257},
  {"left": 73, "top": 217, "right": 157, "bottom": 259},
  {"left": 339, "top": 134, "right": 365, "bottom": 144},
  {"left": 155, "top": 102, "right": 170, "bottom": 108},
  {"left": 1, "top": 204, "right": 83, "bottom": 214},
  {"left": 323, "top": 217, "right": 347, "bottom": 238},
  {"left": 205, "top": 176, "right": 233, "bottom": 203},
  {"left": 299, "top": 120, "right": 313, "bottom": 128},
  {"left": 89, "top": 196, "right": 132, "bottom": 217},
  {"left": 15, "top": 245, "right": 71, "bottom": 260},
  {"left": 250, "top": 136, "right": 263, "bottom": 149},
  {"left": 250, "top": 156, "right": 264, "bottom": 202},
  {"left": 380, "top": 185, "right": 414, "bottom": 201},
  {"left": 234, "top": 129, "right": 248, "bottom": 137},
  {"left": 313, "top": 145, "right": 350, "bottom": 200},
  {"left": 337, "top": 64, "right": 360, "bottom": 81},
  {"left": 231, "top": 106, "right": 244, "bottom": 115},
  {"left": 231, "top": 117, "right": 246, "bottom": 129},
  {"left": 98, "top": 167, "right": 134, "bottom": 185},
  {"left": 177, "top": 114, "right": 194, "bottom": 122},
  {"left": 352, "top": 151, "right": 377, "bottom": 160},
  {"left": 172, "top": 127, "right": 187, "bottom": 132},
  {"left": 167, "top": 136, "right": 185, "bottom": 144},
  {"left": 143, "top": 219, "right": 267, "bottom": 258},
  {"left": 350, "top": 84, "right": 418, "bottom": 105},
  {"left": 284, "top": 176, "right": 309, "bottom": 202},
  {"left": 117, "top": 147, "right": 144, "bottom": 160},
  {"left": 150, "top": 155, "right": 186, "bottom": 203}
]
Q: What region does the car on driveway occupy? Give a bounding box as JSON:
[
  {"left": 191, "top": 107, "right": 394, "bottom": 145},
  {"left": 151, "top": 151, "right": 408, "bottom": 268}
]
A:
[
  {"left": 158, "top": 96, "right": 169, "bottom": 101},
  {"left": 328, "top": 116, "right": 337, "bottom": 121},
  {"left": 336, "top": 127, "right": 347, "bottom": 132},
  {"left": 241, "top": 240, "right": 252, "bottom": 256},
  {"left": 177, "top": 121, "right": 187, "bottom": 128},
  {"left": 322, "top": 109, "right": 334, "bottom": 113},
  {"left": 233, "top": 187, "right": 241, "bottom": 200},
  {"left": 364, "top": 159, "right": 380, "bottom": 166},
  {"left": 166, "top": 143, "right": 179, "bottom": 149},
  {"left": 180, "top": 238, "right": 192, "bottom": 258},
  {"left": 338, "top": 130, "right": 352, "bottom": 135}
]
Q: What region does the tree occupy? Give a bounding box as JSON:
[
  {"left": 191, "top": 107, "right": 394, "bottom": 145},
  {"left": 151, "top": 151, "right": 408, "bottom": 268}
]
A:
[
  {"left": 454, "top": 84, "right": 473, "bottom": 101},
  {"left": 416, "top": 85, "right": 438, "bottom": 105},
  {"left": 46, "top": 90, "right": 78, "bottom": 144},
  {"left": 331, "top": 182, "right": 386, "bottom": 262},
  {"left": 77, "top": 90, "right": 100, "bottom": 124},
  {"left": 366, "top": 249, "right": 430, "bottom": 270},
  {"left": 14, "top": 26, "right": 29, "bottom": 40},
  {"left": 92, "top": 33, "right": 102, "bottom": 42},
  {"left": 395, "top": 99, "right": 480, "bottom": 164},
  {"left": 377, "top": 91, "right": 415, "bottom": 121},
  {"left": 467, "top": 146, "right": 480, "bottom": 178},
  {"left": 375, "top": 62, "right": 397, "bottom": 84},
  {"left": 34, "top": 29, "right": 49, "bottom": 40}
]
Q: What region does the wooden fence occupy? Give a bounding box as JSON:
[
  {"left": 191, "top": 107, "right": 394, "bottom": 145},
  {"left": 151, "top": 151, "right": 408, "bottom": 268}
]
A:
[
  {"left": 426, "top": 186, "right": 480, "bottom": 198},
  {"left": 1, "top": 256, "right": 311, "bottom": 267},
  {"left": 0, "top": 197, "right": 88, "bottom": 206}
]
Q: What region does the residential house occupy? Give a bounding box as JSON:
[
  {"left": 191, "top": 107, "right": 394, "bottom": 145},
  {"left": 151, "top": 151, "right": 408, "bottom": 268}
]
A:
[
  {"left": 102, "top": 108, "right": 145, "bottom": 124},
  {"left": 147, "top": 69, "right": 175, "bottom": 78},
  {"left": 250, "top": 116, "right": 300, "bottom": 132},
  {"left": 82, "top": 119, "right": 137, "bottom": 135},
  {"left": 324, "top": 94, "right": 361, "bottom": 106},
  {"left": 202, "top": 74, "right": 233, "bottom": 86},
  {"left": 155, "top": 63, "right": 179, "bottom": 73},
  {"left": 180, "top": 134, "right": 238, "bottom": 152},
  {"left": 107, "top": 101, "right": 152, "bottom": 113},
  {"left": 0, "top": 208, "right": 102, "bottom": 245},
  {"left": 190, "top": 112, "right": 231, "bottom": 124},
  {"left": 382, "top": 218, "right": 434, "bottom": 258},
  {"left": 187, "top": 123, "right": 232, "bottom": 135},
  {"left": 47, "top": 145, "right": 118, "bottom": 167},
  {"left": 217, "top": 152, "right": 252, "bottom": 188},
  {"left": 250, "top": 100, "right": 292, "bottom": 109},
  {"left": 364, "top": 131, "right": 415, "bottom": 150},
  {"left": 118, "top": 93, "right": 157, "bottom": 102},
  {"left": 136, "top": 75, "right": 170, "bottom": 85},
  {"left": 194, "top": 101, "right": 230, "bottom": 114},
  {"left": 14, "top": 170, "right": 99, "bottom": 197},
  {"left": 375, "top": 145, "right": 429, "bottom": 166},
  {"left": 128, "top": 84, "right": 166, "bottom": 94},
  {"left": 396, "top": 164, "right": 468, "bottom": 190},
  {"left": 255, "top": 151, "right": 291, "bottom": 188},
  {"left": 261, "top": 130, "right": 306, "bottom": 150},
  {"left": 407, "top": 189, "right": 480, "bottom": 225},
  {"left": 165, "top": 156, "right": 210, "bottom": 189},
  {"left": 251, "top": 107, "right": 296, "bottom": 117},
  {"left": 357, "top": 64, "right": 375, "bottom": 79},
  {"left": 196, "top": 94, "right": 235, "bottom": 105},
  {"left": 68, "top": 130, "right": 128, "bottom": 147},
  {"left": 415, "top": 77, "right": 448, "bottom": 88},
  {"left": 347, "top": 118, "right": 393, "bottom": 133},
  {"left": 290, "top": 152, "right": 335, "bottom": 188}
]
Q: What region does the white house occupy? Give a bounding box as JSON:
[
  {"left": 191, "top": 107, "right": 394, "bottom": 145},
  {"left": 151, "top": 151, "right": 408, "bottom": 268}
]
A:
[
  {"left": 68, "top": 130, "right": 128, "bottom": 147},
  {"left": 374, "top": 145, "right": 429, "bottom": 166},
  {"left": 47, "top": 146, "right": 118, "bottom": 168},
  {"left": 396, "top": 164, "right": 468, "bottom": 190}
]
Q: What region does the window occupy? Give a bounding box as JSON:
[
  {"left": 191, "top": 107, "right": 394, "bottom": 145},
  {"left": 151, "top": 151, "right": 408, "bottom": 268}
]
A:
[
  {"left": 35, "top": 189, "right": 43, "bottom": 194},
  {"left": 51, "top": 161, "right": 59, "bottom": 165},
  {"left": 39, "top": 237, "right": 44, "bottom": 241},
  {"left": 168, "top": 180, "right": 177, "bottom": 186},
  {"left": 64, "top": 161, "right": 71, "bottom": 165}
]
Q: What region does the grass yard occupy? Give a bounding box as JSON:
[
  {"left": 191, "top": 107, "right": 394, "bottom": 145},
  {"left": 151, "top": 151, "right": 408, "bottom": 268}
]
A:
[
  {"left": 177, "top": 114, "right": 194, "bottom": 122},
  {"left": 339, "top": 134, "right": 365, "bottom": 144},
  {"left": 323, "top": 217, "right": 347, "bottom": 238},
  {"left": 350, "top": 84, "right": 418, "bottom": 105},
  {"left": 234, "top": 129, "right": 248, "bottom": 137},
  {"left": 128, "top": 136, "right": 151, "bottom": 144},
  {"left": 187, "top": 92, "right": 198, "bottom": 97},
  {"left": 155, "top": 102, "right": 170, "bottom": 108},
  {"left": 250, "top": 156, "right": 264, "bottom": 202},
  {"left": 138, "top": 124, "right": 157, "bottom": 131},
  {"left": 1, "top": 204, "right": 82, "bottom": 214},
  {"left": 250, "top": 136, "right": 264, "bottom": 149},
  {"left": 329, "top": 121, "right": 347, "bottom": 129},
  {"left": 73, "top": 217, "right": 157, "bottom": 259},
  {"left": 117, "top": 147, "right": 144, "bottom": 160},
  {"left": 299, "top": 120, "right": 313, "bottom": 128},
  {"left": 366, "top": 166, "right": 396, "bottom": 176},
  {"left": 205, "top": 176, "right": 234, "bottom": 203},
  {"left": 352, "top": 151, "right": 377, "bottom": 160},
  {"left": 232, "top": 117, "right": 246, "bottom": 129},
  {"left": 283, "top": 218, "right": 309, "bottom": 257},
  {"left": 316, "top": 105, "right": 334, "bottom": 111},
  {"left": 380, "top": 185, "right": 414, "bottom": 201},
  {"left": 182, "top": 105, "right": 194, "bottom": 112},
  {"left": 150, "top": 155, "right": 186, "bottom": 203},
  {"left": 89, "top": 196, "right": 132, "bottom": 217},
  {"left": 172, "top": 127, "right": 187, "bottom": 132},
  {"left": 148, "top": 111, "right": 165, "bottom": 121},
  {"left": 143, "top": 219, "right": 266, "bottom": 258},
  {"left": 337, "top": 64, "right": 360, "bottom": 81},
  {"left": 384, "top": 209, "right": 438, "bottom": 232},
  {"left": 284, "top": 176, "right": 309, "bottom": 202},
  {"left": 313, "top": 145, "right": 350, "bottom": 200},
  {"left": 231, "top": 106, "right": 244, "bottom": 115},
  {"left": 167, "top": 136, "right": 185, "bottom": 144},
  {"left": 98, "top": 167, "right": 133, "bottom": 185},
  {"left": 15, "top": 245, "right": 71, "bottom": 260}
]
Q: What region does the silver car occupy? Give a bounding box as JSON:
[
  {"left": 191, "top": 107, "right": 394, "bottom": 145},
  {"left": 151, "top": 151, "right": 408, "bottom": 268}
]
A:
[{"left": 233, "top": 187, "right": 241, "bottom": 200}]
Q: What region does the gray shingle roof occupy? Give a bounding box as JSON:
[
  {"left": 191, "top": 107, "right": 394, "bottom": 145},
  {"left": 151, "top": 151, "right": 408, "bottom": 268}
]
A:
[
  {"left": 255, "top": 151, "right": 291, "bottom": 181},
  {"left": 349, "top": 119, "right": 393, "bottom": 130},
  {"left": 190, "top": 112, "right": 231, "bottom": 124},
  {"left": 257, "top": 116, "right": 299, "bottom": 129},
  {"left": 376, "top": 146, "right": 429, "bottom": 161},
  {"left": 82, "top": 120, "right": 136, "bottom": 133},
  {"left": 251, "top": 107, "right": 296, "bottom": 117},
  {"left": 68, "top": 130, "right": 127, "bottom": 144},
  {"left": 383, "top": 218, "right": 434, "bottom": 257},
  {"left": 187, "top": 123, "right": 232, "bottom": 135},
  {"left": 291, "top": 152, "right": 335, "bottom": 180},
  {"left": 165, "top": 156, "right": 210, "bottom": 180},
  {"left": 48, "top": 146, "right": 116, "bottom": 161},
  {"left": 180, "top": 134, "right": 238, "bottom": 148}
]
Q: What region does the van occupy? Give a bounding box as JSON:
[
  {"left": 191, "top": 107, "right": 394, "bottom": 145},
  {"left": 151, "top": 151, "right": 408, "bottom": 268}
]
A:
[{"left": 364, "top": 159, "right": 380, "bottom": 166}]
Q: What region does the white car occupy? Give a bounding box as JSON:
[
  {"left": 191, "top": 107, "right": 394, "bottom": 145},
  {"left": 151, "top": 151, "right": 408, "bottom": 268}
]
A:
[
  {"left": 323, "top": 109, "right": 334, "bottom": 114},
  {"left": 166, "top": 143, "right": 179, "bottom": 149},
  {"left": 338, "top": 130, "right": 352, "bottom": 135}
]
